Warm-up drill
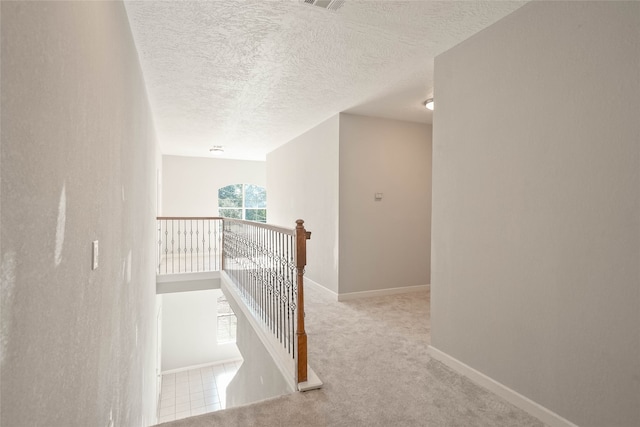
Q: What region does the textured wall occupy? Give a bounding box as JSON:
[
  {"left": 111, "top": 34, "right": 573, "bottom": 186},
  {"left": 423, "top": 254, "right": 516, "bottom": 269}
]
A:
[
  {"left": 1, "top": 2, "right": 159, "bottom": 426},
  {"left": 339, "top": 114, "right": 431, "bottom": 294},
  {"left": 431, "top": 2, "right": 640, "bottom": 426},
  {"left": 161, "top": 155, "right": 265, "bottom": 217},
  {"left": 266, "top": 115, "right": 340, "bottom": 293}
]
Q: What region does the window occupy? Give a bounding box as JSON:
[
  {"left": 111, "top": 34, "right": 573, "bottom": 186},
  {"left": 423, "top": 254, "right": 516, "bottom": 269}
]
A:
[
  {"left": 217, "top": 295, "right": 237, "bottom": 344},
  {"left": 218, "top": 183, "right": 267, "bottom": 223}
]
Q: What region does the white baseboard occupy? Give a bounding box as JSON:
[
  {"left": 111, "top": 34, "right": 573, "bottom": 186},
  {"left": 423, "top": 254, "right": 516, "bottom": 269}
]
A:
[
  {"left": 304, "top": 277, "right": 339, "bottom": 301},
  {"left": 161, "top": 358, "right": 243, "bottom": 375},
  {"left": 427, "top": 346, "right": 578, "bottom": 427},
  {"left": 337, "top": 284, "right": 430, "bottom": 301}
]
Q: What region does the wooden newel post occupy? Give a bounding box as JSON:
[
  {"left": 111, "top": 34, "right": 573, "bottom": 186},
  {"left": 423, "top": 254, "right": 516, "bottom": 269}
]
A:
[{"left": 295, "top": 219, "right": 311, "bottom": 385}]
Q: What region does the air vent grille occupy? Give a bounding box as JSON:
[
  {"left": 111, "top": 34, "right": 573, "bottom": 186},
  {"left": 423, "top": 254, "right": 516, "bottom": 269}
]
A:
[{"left": 301, "top": 0, "right": 345, "bottom": 12}]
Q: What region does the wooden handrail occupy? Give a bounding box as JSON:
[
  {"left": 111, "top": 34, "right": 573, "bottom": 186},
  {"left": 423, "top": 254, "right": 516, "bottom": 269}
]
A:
[
  {"left": 220, "top": 217, "right": 297, "bottom": 235},
  {"left": 157, "top": 216, "right": 223, "bottom": 220},
  {"left": 158, "top": 216, "right": 297, "bottom": 236}
]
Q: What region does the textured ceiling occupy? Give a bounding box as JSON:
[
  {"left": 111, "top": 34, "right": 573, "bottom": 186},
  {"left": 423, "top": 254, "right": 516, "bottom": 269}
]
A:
[{"left": 125, "top": 0, "right": 525, "bottom": 160}]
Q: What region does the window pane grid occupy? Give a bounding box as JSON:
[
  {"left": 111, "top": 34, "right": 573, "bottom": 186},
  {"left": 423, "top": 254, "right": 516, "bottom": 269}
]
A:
[{"left": 218, "top": 184, "right": 267, "bottom": 223}]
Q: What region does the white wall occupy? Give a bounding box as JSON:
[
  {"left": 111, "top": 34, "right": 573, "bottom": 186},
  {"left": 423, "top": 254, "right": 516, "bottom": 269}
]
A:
[
  {"left": 339, "top": 113, "right": 431, "bottom": 294},
  {"left": 161, "top": 289, "right": 241, "bottom": 371},
  {"left": 431, "top": 2, "right": 640, "bottom": 426},
  {"left": 162, "top": 155, "right": 265, "bottom": 217},
  {"left": 1, "top": 2, "right": 159, "bottom": 425},
  {"left": 267, "top": 113, "right": 432, "bottom": 296},
  {"left": 224, "top": 287, "right": 292, "bottom": 408},
  {"left": 267, "top": 115, "right": 340, "bottom": 293}
]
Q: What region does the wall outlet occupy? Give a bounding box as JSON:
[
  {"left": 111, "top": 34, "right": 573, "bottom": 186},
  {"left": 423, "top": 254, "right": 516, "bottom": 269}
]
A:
[{"left": 92, "top": 240, "right": 99, "bottom": 270}]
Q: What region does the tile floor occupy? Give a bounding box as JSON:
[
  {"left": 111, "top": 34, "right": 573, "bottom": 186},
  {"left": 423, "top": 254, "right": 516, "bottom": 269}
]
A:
[{"left": 157, "top": 360, "right": 243, "bottom": 424}]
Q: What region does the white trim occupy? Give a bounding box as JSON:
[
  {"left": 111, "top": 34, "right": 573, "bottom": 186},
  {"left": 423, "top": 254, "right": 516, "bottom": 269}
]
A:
[
  {"left": 297, "top": 367, "right": 323, "bottom": 392},
  {"left": 427, "top": 346, "right": 579, "bottom": 427},
  {"left": 161, "top": 358, "right": 243, "bottom": 375},
  {"left": 156, "top": 270, "right": 219, "bottom": 283},
  {"left": 304, "top": 276, "right": 339, "bottom": 301},
  {"left": 337, "top": 284, "right": 430, "bottom": 301},
  {"left": 156, "top": 272, "right": 221, "bottom": 294}
]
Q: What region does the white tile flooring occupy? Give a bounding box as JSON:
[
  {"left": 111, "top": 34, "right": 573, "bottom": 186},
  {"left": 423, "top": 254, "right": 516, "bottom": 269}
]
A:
[{"left": 157, "top": 360, "right": 243, "bottom": 424}]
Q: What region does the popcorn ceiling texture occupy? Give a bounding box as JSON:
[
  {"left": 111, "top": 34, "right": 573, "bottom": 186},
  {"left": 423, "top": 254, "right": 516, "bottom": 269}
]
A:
[{"left": 124, "top": 0, "right": 524, "bottom": 159}]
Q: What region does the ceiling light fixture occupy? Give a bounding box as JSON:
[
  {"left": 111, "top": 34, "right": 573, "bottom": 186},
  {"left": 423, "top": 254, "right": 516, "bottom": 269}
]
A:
[
  {"left": 424, "top": 98, "right": 434, "bottom": 111},
  {"left": 209, "top": 146, "right": 224, "bottom": 154}
]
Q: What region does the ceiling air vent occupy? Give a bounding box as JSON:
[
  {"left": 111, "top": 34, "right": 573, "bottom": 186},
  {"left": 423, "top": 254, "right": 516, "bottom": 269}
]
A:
[{"left": 301, "top": 0, "right": 345, "bottom": 12}]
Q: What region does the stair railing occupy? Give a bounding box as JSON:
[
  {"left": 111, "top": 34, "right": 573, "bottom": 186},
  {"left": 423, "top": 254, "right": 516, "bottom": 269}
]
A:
[
  {"left": 155, "top": 216, "right": 311, "bottom": 386},
  {"left": 221, "top": 218, "right": 311, "bottom": 385},
  {"left": 156, "top": 217, "right": 223, "bottom": 274}
]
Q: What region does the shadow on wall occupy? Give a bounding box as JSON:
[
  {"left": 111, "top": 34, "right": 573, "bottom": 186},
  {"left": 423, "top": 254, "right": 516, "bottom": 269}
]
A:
[{"left": 224, "top": 290, "right": 293, "bottom": 408}]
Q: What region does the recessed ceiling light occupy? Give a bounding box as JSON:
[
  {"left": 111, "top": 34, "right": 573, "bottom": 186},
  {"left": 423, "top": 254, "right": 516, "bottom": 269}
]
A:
[
  {"left": 209, "top": 146, "right": 224, "bottom": 154},
  {"left": 424, "top": 98, "right": 434, "bottom": 111}
]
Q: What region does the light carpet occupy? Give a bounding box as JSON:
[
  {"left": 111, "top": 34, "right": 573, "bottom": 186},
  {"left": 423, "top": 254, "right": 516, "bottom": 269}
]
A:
[{"left": 156, "top": 285, "right": 545, "bottom": 427}]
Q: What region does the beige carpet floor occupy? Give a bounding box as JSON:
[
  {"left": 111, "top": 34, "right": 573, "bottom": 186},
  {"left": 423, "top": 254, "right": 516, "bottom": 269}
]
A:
[{"left": 156, "top": 285, "right": 545, "bottom": 427}]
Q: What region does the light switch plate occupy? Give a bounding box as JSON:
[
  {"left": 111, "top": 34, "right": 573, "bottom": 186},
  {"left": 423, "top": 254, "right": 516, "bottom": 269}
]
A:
[
  {"left": 374, "top": 192, "right": 383, "bottom": 201},
  {"left": 92, "top": 240, "right": 99, "bottom": 270}
]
